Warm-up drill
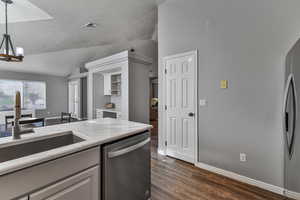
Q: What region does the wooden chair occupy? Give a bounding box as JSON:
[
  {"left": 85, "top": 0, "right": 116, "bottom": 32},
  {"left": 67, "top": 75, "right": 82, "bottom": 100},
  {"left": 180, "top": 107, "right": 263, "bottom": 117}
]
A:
[{"left": 61, "top": 112, "right": 72, "bottom": 123}]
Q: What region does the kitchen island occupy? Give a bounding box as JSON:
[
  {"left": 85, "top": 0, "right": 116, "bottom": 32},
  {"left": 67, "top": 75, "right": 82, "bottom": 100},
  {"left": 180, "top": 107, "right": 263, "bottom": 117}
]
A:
[{"left": 0, "top": 118, "right": 152, "bottom": 200}]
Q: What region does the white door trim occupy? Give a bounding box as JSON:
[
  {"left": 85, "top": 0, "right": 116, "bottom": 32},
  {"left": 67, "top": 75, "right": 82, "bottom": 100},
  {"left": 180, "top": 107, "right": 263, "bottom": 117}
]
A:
[{"left": 162, "top": 50, "right": 198, "bottom": 164}]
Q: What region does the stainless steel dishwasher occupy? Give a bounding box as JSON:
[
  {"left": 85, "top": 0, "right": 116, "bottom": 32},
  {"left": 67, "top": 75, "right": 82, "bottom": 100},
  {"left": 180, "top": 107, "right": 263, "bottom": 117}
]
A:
[{"left": 102, "top": 131, "right": 151, "bottom": 200}]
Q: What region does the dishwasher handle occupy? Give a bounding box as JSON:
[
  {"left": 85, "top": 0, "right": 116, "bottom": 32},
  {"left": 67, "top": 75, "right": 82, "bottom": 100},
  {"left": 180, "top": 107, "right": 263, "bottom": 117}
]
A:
[{"left": 108, "top": 137, "right": 150, "bottom": 158}]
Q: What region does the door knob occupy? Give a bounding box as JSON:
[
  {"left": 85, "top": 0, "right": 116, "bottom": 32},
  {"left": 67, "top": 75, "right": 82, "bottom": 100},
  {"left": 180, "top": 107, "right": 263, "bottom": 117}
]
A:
[{"left": 188, "top": 112, "right": 195, "bottom": 117}]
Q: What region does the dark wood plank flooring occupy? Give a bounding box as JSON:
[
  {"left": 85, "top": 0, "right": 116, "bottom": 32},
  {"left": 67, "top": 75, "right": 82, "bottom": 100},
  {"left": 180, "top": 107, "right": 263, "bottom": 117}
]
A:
[
  {"left": 150, "top": 122, "right": 288, "bottom": 200},
  {"left": 0, "top": 119, "right": 289, "bottom": 200}
]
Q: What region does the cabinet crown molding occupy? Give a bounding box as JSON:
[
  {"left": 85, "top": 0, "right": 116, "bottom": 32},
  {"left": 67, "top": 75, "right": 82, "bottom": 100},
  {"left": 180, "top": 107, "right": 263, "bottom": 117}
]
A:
[{"left": 85, "top": 50, "right": 153, "bottom": 70}]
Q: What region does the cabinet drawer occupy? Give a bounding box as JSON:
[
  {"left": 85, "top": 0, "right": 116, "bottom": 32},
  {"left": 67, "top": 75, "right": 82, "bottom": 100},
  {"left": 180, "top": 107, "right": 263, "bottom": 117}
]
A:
[
  {"left": 30, "top": 166, "right": 99, "bottom": 200},
  {"left": 0, "top": 147, "right": 100, "bottom": 200}
]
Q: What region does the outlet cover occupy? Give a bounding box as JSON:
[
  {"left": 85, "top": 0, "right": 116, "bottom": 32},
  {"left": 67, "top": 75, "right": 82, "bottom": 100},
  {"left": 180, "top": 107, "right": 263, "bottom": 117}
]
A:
[{"left": 240, "top": 153, "right": 247, "bottom": 162}]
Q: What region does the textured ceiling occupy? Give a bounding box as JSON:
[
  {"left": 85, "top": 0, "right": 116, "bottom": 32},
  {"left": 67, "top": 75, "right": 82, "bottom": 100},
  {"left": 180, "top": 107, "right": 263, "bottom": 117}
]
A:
[
  {"left": 0, "top": 39, "right": 157, "bottom": 76},
  {"left": 0, "top": 0, "right": 157, "bottom": 55},
  {"left": 0, "top": 0, "right": 52, "bottom": 24}
]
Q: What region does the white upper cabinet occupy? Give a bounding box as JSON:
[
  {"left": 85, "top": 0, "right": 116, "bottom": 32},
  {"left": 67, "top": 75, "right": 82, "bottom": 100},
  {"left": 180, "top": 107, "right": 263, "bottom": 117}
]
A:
[
  {"left": 103, "top": 73, "right": 111, "bottom": 96},
  {"left": 103, "top": 73, "right": 122, "bottom": 96},
  {"left": 86, "top": 50, "right": 153, "bottom": 123}
]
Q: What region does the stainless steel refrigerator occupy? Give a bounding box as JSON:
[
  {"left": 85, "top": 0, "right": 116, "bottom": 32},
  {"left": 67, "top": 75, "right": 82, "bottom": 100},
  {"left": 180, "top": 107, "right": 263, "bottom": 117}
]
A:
[{"left": 284, "top": 38, "right": 300, "bottom": 196}]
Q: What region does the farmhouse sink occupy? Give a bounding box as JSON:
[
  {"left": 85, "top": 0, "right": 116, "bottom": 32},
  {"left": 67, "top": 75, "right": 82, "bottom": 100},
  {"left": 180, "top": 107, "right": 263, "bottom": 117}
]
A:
[{"left": 0, "top": 132, "right": 85, "bottom": 163}]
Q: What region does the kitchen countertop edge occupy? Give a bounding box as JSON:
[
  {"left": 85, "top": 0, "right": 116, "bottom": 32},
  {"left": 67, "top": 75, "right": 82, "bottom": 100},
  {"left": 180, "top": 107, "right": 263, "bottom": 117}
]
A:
[{"left": 0, "top": 119, "right": 152, "bottom": 176}]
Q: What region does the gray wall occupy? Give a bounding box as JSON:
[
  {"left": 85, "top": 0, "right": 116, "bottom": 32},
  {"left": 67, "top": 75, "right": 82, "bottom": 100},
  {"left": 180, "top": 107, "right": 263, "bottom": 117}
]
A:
[
  {"left": 158, "top": 0, "right": 300, "bottom": 187},
  {"left": 0, "top": 70, "right": 68, "bottom": 118}
]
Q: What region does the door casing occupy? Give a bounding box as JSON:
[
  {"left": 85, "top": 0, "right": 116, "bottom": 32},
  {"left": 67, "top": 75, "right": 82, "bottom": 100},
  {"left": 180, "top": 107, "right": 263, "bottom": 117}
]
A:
[{"left": 162, "top": 50, "right": 198, "bottom": 164}]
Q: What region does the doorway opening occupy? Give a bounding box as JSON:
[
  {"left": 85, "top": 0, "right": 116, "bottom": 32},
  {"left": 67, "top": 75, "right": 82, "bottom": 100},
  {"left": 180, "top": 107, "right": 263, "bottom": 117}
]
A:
[{"left": 150, "top": 77, "right": 158, "bottom": 148}]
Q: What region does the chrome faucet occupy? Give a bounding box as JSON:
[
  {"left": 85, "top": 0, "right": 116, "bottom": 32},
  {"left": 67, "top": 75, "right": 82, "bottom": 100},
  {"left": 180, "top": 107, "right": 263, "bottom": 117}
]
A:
[{"left": 12, "top": 91, "right": 33, "bottom": 139}]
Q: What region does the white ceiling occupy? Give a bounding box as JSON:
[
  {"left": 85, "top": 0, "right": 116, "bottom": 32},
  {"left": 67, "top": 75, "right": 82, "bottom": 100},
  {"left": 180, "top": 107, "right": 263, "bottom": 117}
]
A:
[
  {"left": 0, "top": 0, "right": 52, "bottom": 24},
  {"left": 0, "top": 0, "right": 157, "bottom": 55},
  {"left": 0, "top": 39, "right": 157, "bottom": 76}
]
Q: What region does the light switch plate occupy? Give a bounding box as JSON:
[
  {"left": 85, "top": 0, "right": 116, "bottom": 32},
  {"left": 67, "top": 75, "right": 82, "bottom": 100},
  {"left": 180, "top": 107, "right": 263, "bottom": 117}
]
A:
[
  {"left": 221, "top": 80, "right": 228, "bottom": 89},
  {"left": 240, "top": 153, "right": 247, "bottom": 162},
  {"left": 199, "top": 99, "right": 207, "bottom": 106}
]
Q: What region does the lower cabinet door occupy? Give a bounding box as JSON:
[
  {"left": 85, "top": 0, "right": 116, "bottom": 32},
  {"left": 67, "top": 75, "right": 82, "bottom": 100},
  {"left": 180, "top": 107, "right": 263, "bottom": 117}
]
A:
[{"left": 29, "top": 166, "right": 99, "bottom": 200}]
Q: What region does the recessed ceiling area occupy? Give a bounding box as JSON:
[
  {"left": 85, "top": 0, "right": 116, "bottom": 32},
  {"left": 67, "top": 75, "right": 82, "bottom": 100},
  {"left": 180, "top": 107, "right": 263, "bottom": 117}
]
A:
[
  {"left": 0, "top": 0, "right": 157, "bottom": 55},
  {"left": 0, "top": 0, "right": 52, "bottom": 24}
]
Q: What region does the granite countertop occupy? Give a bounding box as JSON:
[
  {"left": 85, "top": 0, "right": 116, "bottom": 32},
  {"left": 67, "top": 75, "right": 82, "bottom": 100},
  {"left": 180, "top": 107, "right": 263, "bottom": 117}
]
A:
[{"left": 0, "top": 118, "right": 152, "bottom": 176}]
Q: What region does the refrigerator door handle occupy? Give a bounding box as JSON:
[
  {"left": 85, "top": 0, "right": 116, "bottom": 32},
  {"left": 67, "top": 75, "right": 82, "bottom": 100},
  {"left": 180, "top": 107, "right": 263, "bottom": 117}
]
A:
[
  {"left": 289, "top": 75, "right": 297, "bottom": 158},
  {"left": 283, "top": 74, "right": 297, "bottom": 159},
  {"left": 283, "top": 74, "right": 292, "bottom": 135},
  {"left": 285, "top": 112, "right": 289, "bottom": 132}
]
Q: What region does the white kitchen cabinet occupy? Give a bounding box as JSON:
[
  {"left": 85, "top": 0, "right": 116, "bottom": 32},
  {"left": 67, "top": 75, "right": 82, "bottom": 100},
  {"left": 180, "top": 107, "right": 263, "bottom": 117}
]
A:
[
  {"left": 104, "top": 73, "right": 111, "bottom": 96},
  {"left": 0, "top": 147, "right": 100, "bottom": 200},
  {"left": 103, "top": 73, "right": 122, "bottom": 96},
  {"left": 96, "top": 109, "right": 104, "bottom": 119},
  {"left": 96, "top": 109, "right": 122, "bottom": 119},
  {"left": 30, "top": 166, "right": 99, "bottom": 200},
  {"left": 68, "top": 79, "right": 81, "bottom": 119},
  {"left": 87, "top": 51, "right": 152, "bottom": 123}
]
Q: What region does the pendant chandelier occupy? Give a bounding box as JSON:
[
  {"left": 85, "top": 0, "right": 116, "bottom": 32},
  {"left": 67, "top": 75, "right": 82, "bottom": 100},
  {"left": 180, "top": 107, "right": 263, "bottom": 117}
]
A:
[{"left": 0, "top": 0, "right": 24, "bottom": 62}]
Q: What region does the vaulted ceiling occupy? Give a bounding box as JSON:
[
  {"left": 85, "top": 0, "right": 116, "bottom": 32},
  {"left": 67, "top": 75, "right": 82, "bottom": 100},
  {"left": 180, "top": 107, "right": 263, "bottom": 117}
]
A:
[{"left": 0, "top": 0, "right": 157, "bottom": 55}]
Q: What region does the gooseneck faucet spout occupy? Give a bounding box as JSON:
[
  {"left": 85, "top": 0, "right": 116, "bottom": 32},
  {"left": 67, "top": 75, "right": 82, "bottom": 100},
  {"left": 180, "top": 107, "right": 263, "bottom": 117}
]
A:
[
  {"left": 12, "top": 91, "right": 33, "bottom": 139},
  {"left": 12, "top": 91, "right": 22, "bottom": 139}
]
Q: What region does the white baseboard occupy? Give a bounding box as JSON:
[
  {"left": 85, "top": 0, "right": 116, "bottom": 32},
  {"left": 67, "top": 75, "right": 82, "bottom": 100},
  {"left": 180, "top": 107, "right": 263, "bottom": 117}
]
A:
[
  {"left": 285, "top": 190, "right": 300, "bottom": 199},
  {"left": 158, "top": 151, "right": 300, "bottom": 199},
  {"left": 166, "top": 150, "right": 194, "bottom": 163},
  {"left": 157, "top": 148, "right": 166, "bottom": 156},
  {"left": 195, "top": 162, "right": 285, "bottom": 196}
]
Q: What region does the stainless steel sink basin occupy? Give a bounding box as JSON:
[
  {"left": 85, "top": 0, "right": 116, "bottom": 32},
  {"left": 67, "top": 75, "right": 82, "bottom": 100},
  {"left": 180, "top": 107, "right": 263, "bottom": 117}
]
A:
[{"left": 0, "top": 132, "right": 85, "bottom": 163}]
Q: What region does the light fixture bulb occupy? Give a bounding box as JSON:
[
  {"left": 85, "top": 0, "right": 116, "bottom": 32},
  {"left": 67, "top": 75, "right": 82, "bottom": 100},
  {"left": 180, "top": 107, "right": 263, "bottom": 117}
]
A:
[
  {"left": 16, "top": 47, "right": 24, "bottom": 57},
  {"left": 3, "top": 48, "right": 12, "bottom": 55}
]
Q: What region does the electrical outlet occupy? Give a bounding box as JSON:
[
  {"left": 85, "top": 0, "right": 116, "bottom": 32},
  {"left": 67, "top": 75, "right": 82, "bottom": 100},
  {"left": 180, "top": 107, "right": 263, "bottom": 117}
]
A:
[{"left": 240, "top": 153, "right": 247, "bottom": 162}]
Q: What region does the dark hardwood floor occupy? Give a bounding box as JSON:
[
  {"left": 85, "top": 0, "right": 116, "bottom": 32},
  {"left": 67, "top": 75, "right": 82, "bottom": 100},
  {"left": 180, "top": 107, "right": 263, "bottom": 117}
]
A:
[
  {"left": 0, "top": 118, "right": 289, "bottom": 200},
  {"left": 150, "top": 122, "right": 288, "bottom": 200}
]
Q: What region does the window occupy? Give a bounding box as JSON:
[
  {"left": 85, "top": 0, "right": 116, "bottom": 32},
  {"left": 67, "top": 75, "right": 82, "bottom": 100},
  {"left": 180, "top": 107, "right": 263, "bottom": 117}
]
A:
[{"left": 0, "top": 80, "right": 46, "bottom": 111}]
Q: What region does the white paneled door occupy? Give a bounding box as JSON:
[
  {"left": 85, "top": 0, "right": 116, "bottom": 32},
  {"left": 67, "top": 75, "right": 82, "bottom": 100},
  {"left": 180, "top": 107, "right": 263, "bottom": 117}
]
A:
[
  {"left": 68, "top": 79, "right": 81, "bottom": 119},
  {"left": 164, "top": 51, "right": 197, "bottom": 163}
]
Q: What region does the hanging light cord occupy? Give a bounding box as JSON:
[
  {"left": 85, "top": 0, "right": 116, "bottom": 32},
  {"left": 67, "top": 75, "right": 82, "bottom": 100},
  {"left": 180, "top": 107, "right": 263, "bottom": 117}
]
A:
[
  {"left": 5, "top": 0, "right": 8, "bottom": 55},
  {"left": 5, "top": 0, "right": 8, "bottom": 36}
]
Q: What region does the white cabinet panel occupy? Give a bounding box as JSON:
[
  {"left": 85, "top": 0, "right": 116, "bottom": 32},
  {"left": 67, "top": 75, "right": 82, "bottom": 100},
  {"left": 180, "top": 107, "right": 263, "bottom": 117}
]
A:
[
  {"left": 68, "top": 79, "right": 81, "bottom": 119},
  {"left": 104, "top": 73, "right": 111, "bottom": 96},
  {"left": 30, "top": 166, "right": 99, "bottom": 200},
  {"left": 0, "top": 147, "right": 99, "bottom": 200}
]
